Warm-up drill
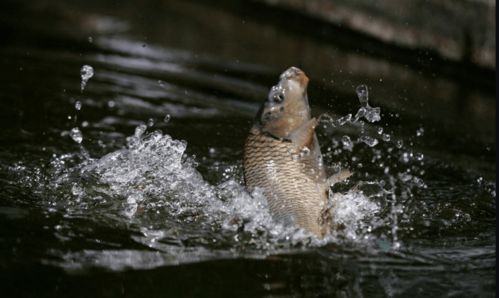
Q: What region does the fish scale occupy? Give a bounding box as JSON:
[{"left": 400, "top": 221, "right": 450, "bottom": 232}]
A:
[{"left": 244, "top": 129, "right": 329, "bottom": 236}]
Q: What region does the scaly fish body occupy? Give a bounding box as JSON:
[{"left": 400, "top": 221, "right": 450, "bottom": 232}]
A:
[{"left": 243, "top": 67, "right": 331, "bottom": 236}]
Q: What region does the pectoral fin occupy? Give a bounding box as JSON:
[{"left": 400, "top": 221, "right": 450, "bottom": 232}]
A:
[
  {"left": 327, "top": 169, "right": 353, "bottom": 187},
  {"left": 289, "top": 118, "right": 317, "bottom": 149}
]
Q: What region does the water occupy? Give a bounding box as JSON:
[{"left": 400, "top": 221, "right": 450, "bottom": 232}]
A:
[{"left": 0, "top": 0, "right": 495, "bottom": 297}]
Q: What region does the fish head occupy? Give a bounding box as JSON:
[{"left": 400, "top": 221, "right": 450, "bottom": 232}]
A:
[{"left": 257, "top": 66, "right": 311, "bottom": 138}]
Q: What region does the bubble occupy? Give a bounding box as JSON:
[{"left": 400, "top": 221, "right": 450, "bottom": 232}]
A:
[
  {"left": 70, "top": 127, "right": 83, "bottom": 144},
  {"left": 80, "top": 65, "right": 94, "bottom": 92}
]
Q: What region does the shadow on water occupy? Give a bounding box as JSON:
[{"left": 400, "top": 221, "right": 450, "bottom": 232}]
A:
[{"left": 0, "top": 0, "right": 495, "bottom": 297}]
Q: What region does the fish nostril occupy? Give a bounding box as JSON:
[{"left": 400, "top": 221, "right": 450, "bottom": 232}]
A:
[{"left": 274, "top": 93, "right": 284, "bottom": 103}]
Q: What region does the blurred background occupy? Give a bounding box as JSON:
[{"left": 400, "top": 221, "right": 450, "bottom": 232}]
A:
[{"left": 0, "top": 0, "right": 495, "bottom": 297}]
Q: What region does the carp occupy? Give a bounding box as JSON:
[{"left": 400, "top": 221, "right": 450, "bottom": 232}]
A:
[{"left": 243, "top": 67, "right": 350, "bottom": 237}]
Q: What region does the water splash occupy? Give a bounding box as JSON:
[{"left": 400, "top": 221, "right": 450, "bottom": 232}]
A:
[
  {"left": 80, "top": 65, "right": 94, "bottom": 92},
  {"left": 354, "top": 85, "right": 381, "bottom": 123},
  {"left": 39, "top": 121, "right": 382, "bottom": 251}
]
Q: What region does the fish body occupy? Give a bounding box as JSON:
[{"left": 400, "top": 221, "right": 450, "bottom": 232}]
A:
[{"left": 243, "top": 67, "right": 331, "bottom": 236}]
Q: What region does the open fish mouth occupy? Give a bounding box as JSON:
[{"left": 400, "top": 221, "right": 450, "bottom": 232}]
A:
[{"left": 279, "top": 66, "right": 309, "bottom": 88}]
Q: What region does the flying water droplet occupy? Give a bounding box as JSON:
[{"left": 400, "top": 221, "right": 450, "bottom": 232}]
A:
[
  {"left": 147, "top": 118, "right": 155, "bottom": 127},
  {"left": 364, "top": 106, "right": 381, "bottom": 122},
  {"left": 164, "top": 114, "right": 171, "bottom": 123},
  {"left": 135, "top": 124, "right": 147, "bottom": 137},
  {"left": 353, "top": 85, "right": 380, "bottom": 123},
  {"left": 341, "top": 136, "right": 353, "bottom": 151},
  {"left": 416, "top": 127, "right": 424, "bottom": 137},
  {"left": 336, "top": 114, "right": 352, "bottom": 126},
  {"left": 75, "top": 101, "right": 82, "bottom": 111},
  {"left": 356, "top": 85, "right": 369, "bottom": 106},
  {"left": 80, "top": 65, "right": 94, "bottom": 92},
  {"left": 358, "top": 136, "right": 379, "bottom": 147},
  {"left": 70, "top": 127, "right": 83, "bottom": 144}
]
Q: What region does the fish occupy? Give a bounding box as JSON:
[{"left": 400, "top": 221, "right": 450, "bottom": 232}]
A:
[{"left": 243, "top": 66, "right": 350, "bottom": 237}]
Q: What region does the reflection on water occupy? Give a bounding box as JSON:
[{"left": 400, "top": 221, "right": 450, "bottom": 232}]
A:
[{"left": 0, "top": 0, "right": 495, "bottom": 297}]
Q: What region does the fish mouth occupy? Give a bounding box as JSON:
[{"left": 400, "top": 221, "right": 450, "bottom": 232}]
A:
[{"left": 279, "top": 66, "right": 309, "bottom": 88}]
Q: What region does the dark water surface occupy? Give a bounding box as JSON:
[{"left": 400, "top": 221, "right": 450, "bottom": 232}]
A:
[{"left": 0, "top": 1, "right": 495, "bottom": 297}]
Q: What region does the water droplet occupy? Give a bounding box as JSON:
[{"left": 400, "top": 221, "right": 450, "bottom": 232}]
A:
[
  {"left": 334, "top": 114, "right": 350, "bottom": 126},
  {"left": 395, "top": 140, "right": 403, "bottom": 149},
  {"left": 81, "top": 121, "right": 89, "bottom": 128},
  {"left": 382, "top": 133, "right": 391, "bottom": 142},
  {"left": 147, "top": 118, "right": 155, "bottom": 127},
  {"left": 416, "top": 127, "right": 424, "bottom": 137},
  {"left": 300, "top": 147, "right": 311, "bottom": 157},
  {"left": 358, "top": 136, "right": 378, "bottom": 147},
  {"left": 70, "top": 127, "right": 83, "bottom": 144},
  {"left": 364, "top": 106, "right": 381, "bottom": 122},
  {"left": 71, "top": 184, "right": 84, "bottom": 196},
  {"left": 341, "top": 136, "right": 353, "bottom": 151},
  {"left": 164, "top": 114, "right": 171, "bottom": 123},
  {"left": 377, "top": 127, "right": 383, "bottom": 135},
  {"left": 75, "top": 101, "right": 82, "bottom": 111},
  {"left": 80, "top": 65, "right": 94, "bottom": 92},
  {"left": 401, "top": 152, "right": 410, "bottom": 163},
  {"left": 356, "top": 85, "right": 369, "bottom": 106},
  {"left": 134, "top": 124, "right": 147, "bottom": 138},
  {"left": 107, "top": 100, "right": 116, "bottom": 108},
  {"left": 87, "top": 36, "right": 93, "bottom": 43},
  {"left": 415, "top": 153, "right": 424, "bottom": 161}
]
